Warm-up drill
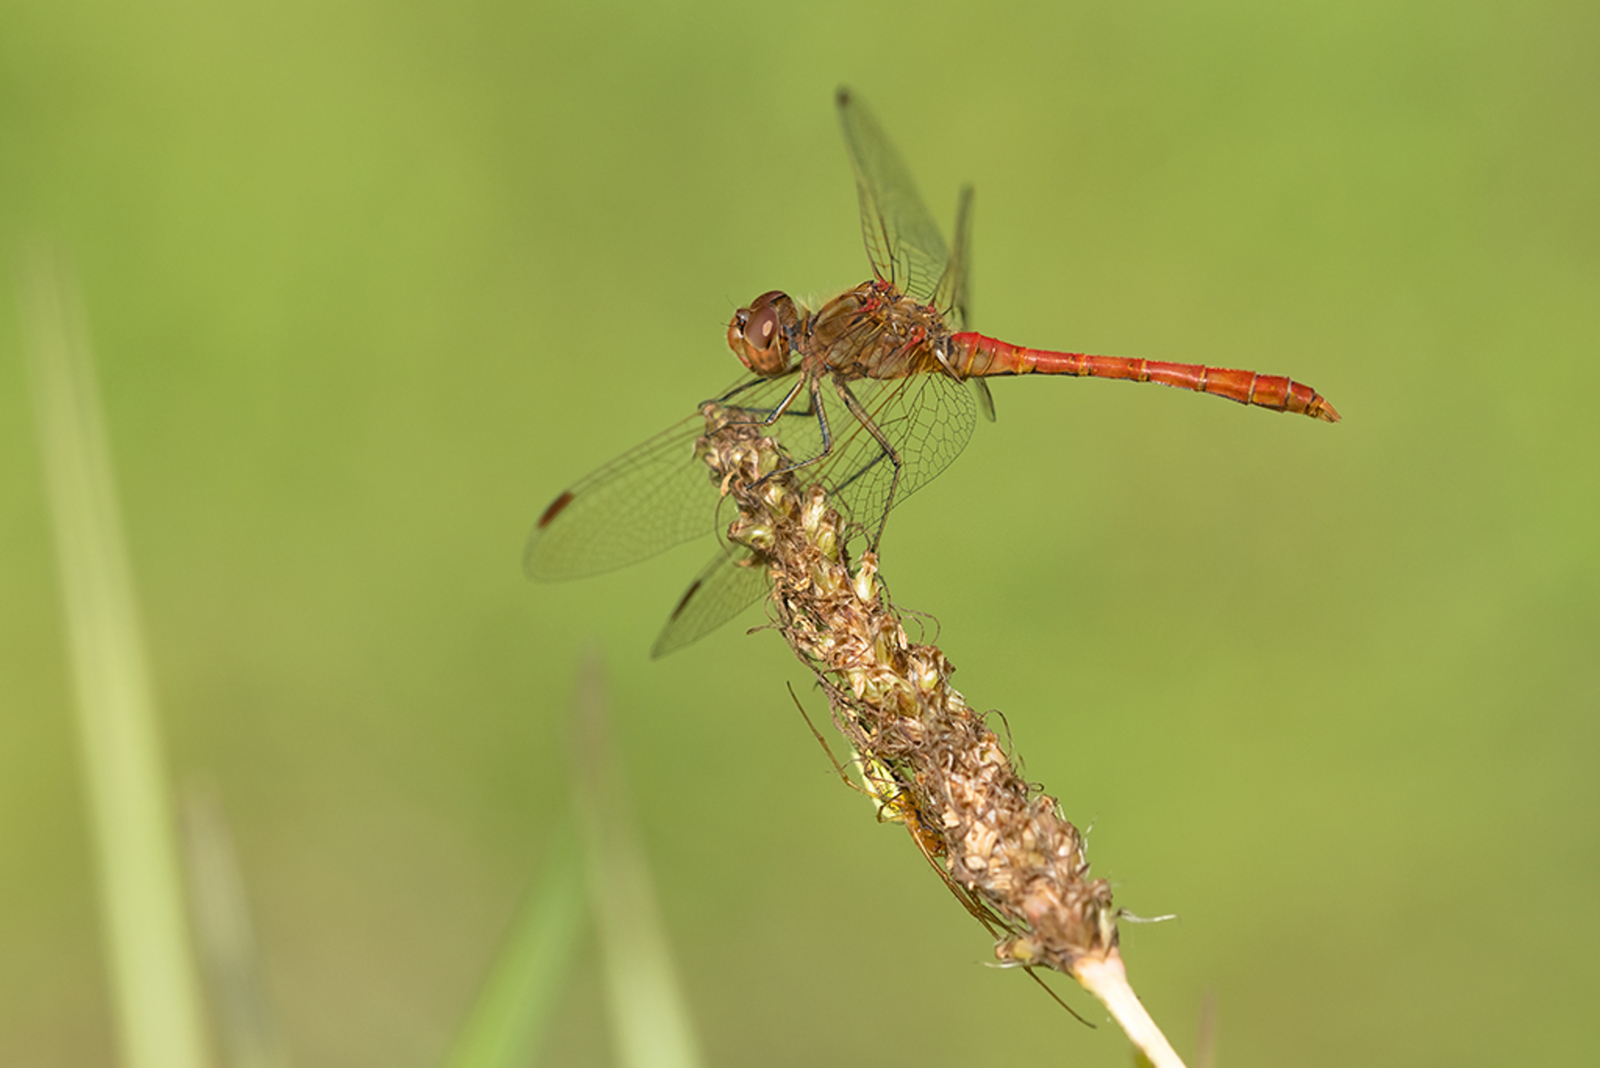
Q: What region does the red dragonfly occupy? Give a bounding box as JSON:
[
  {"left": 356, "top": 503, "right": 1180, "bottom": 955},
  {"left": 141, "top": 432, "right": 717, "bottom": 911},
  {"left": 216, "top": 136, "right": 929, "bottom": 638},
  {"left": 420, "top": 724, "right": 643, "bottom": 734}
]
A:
[{"left": 527, "top": 89, "right": 1338, "bottom": 656}]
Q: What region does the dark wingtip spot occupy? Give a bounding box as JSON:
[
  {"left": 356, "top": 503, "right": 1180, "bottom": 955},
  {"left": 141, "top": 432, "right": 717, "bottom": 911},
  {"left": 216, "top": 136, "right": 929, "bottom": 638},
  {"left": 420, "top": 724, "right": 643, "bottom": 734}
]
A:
[
  {"left": 836, "top": 86, "right": 851, "bottom": 107},
  {"left": 537, "top": 490, "right": 574, "bottom": 529},
  {"left": 669, "top": 579, "right": 703, "bottom": 621}
]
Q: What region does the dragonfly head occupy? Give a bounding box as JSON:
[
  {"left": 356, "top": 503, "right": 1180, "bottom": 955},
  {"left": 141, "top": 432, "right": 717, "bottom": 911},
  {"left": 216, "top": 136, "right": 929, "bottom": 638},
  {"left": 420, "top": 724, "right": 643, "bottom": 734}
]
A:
[{"left": 729, "top": 290, "right": 798, "bottom": 376}]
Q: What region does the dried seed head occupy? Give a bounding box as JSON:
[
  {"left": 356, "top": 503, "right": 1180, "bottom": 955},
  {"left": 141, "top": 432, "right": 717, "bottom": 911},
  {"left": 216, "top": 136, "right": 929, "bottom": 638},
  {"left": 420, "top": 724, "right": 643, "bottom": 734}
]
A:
[{"left": 694, "top": 403, "right": 1120, "bottom": 979}]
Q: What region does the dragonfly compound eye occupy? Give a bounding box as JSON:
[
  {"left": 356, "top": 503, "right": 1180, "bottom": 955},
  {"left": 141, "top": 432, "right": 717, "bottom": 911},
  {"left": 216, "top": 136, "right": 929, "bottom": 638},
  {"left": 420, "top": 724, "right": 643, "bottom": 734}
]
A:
[{"left": 728, "top": 290, "right": 794, "bottom": 375}]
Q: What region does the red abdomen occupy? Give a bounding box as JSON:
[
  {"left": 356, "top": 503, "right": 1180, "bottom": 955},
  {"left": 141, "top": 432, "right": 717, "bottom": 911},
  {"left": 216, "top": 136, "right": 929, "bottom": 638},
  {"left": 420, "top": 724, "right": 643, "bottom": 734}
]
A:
[{"left": 950, "top": 332, "right": 1339, "bottom": 422}]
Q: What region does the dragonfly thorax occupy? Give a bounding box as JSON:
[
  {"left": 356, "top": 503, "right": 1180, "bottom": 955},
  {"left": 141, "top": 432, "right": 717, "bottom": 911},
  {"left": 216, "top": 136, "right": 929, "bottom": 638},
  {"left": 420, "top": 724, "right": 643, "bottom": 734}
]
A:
[{"left": 808, "top": 281, "right": 954, "bottom": 381}]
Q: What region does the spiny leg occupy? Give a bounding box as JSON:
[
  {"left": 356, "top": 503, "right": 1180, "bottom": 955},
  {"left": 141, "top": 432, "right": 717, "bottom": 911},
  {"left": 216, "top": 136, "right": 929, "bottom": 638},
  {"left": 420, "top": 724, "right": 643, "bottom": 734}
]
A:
[
  {"left": 831, "top": 376, "right": 902, "bottom": 548},
  {"left": 760, "top": 375, "right": 839, "bottom": 485},
  {"left": 786, "top": 683, "right": 867, "bottom": 798},
  {"left": 717, "top": 371, "right": 811, "bottom": 427}
]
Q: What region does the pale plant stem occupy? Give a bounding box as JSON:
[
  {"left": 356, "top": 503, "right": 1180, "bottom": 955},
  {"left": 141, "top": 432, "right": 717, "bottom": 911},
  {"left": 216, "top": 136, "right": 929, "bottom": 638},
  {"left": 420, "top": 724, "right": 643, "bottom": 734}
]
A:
[{"left": 1073, "top": 950, "right": 1188, "bottom": 1068}]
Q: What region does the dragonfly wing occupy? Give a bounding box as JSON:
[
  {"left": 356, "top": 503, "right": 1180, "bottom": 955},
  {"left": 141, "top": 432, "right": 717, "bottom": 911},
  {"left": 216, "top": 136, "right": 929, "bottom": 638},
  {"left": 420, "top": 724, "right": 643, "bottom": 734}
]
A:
[
  {"left": 827, "top": 371, "right": 979, "bottom": 536},
  {"left": 643, "top": 372, "right": 977, "bottom": 654},
  {"left": 528, "top": 373, "right": 817, "bottom": 581},
  {"left": 758, "top": 369, "right": 979, "bottom": 545},
  {"left": 836, "top": 88, "right": 950, "bottom": 304},
  {"left": 932, "top": 184, "right": 974, "bottom": 330},
  {"left": 650, "top": 543, "right": 772, "bottom": 658},
  {"left": 526, "top": 373, "right": 795, "bottom": 581},
  {"left": 930, "top": 190, "right": 994, "bottom": 420},
  {"left": 524, "top": 411, "right": 720, "bottom": 580},
  {"left": 972, "top": 378, "right": 997, "bottom": 422}
]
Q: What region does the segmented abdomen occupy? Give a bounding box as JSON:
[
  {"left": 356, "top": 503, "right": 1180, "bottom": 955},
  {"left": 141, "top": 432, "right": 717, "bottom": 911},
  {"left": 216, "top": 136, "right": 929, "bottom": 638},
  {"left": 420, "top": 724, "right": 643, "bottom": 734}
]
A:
[{"left": 949, "top": 332, "right": 1340, "bottom": 422}]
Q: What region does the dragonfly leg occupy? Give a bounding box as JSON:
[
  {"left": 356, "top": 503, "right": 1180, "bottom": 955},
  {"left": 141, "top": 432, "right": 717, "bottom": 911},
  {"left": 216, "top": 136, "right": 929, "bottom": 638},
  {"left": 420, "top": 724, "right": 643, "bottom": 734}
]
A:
[
  {"left": 830, "top": 376, "right": 902, "bottom": 547},
  {"left": 759, "top": 376, "right": 836, "bottom": 482},
  {"left": 760, "top": 374, "right": 819, "bottom": 430},
  {"left": 715, "top": 371, "right": 845, "bottom": 499},
  {"left": 717, "top": 371, "right": 811, "bottom": 425}
]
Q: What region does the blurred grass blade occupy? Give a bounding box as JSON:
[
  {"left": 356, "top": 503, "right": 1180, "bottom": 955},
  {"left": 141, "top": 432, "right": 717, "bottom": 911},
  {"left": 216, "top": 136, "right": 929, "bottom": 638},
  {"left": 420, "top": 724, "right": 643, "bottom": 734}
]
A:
[
  {"left": 444, "top": 830, "right": 585, "bottom": 1068},
  {"left": 571, "top": 656, "right": 705, "bottom": 1068},
  {"left": 1193, "top": 990, "right": 1217, "bottom": 1068},
  {"left": 23, "top": 249, "right": 212, "bottom": 1068},
  {"left": 180, "top": 781, "right": 288, "bottom": 1068}
]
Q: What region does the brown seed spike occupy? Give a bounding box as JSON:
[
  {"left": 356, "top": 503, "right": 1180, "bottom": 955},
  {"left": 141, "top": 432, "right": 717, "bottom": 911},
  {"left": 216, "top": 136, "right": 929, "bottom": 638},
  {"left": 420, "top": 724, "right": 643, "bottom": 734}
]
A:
[
  {"left": 695, "top": 402, "right": 1120, "bottom": 981},
  {"left": 537, "top": 490, "right": 574, "bottom": 528}
]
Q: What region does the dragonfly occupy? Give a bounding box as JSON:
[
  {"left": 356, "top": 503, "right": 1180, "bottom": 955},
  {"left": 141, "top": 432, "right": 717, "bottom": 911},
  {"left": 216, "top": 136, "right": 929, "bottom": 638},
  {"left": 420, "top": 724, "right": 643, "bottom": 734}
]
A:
[{"left": 526, "top": 88, "right": 1339, "bottom": 656}]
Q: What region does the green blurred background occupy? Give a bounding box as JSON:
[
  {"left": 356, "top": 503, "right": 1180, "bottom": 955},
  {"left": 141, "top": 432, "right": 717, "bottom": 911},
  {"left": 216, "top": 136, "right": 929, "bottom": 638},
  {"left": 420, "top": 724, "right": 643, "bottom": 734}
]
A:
[{"left": 3, "top": 0, "right": 1596, "bottom": 1064}]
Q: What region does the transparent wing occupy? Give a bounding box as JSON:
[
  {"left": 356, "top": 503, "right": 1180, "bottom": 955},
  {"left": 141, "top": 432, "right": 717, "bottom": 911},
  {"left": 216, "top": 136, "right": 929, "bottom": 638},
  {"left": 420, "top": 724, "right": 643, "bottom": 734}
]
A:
[
  {"left": 926, "top": 186, "right": 997, "bottom": 421},
  {"left": 649, "top": 543, "right": 771, "bottom": 658},
  {"left": 524, "top": 374, "right": 800, "bottom": 580},
  {"left": 816, "top": 371, "right": 979, "bottom": 538},
  {"left": 836, "top": 88, "right": 950, "bottom": 304},
  {"left": 726, "top": 368, "right": 979, "bottom": 549},
  {"left": 932, "top": 184, "right": 974, "bottom": 330},
  {"left": 532, "top": 357, "right": 979, "bottom": 653},
  {"left": 648, "top": 369, "right": 979, "bottom": 655},
  {"left": 973, "top": 378, "right": 997, "bottom": 422}
]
